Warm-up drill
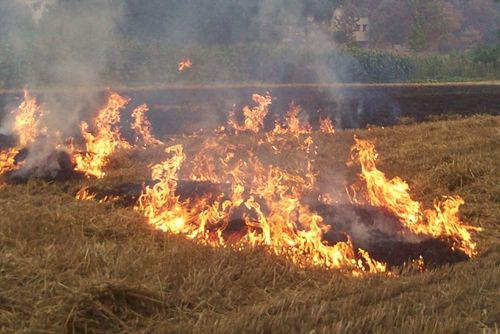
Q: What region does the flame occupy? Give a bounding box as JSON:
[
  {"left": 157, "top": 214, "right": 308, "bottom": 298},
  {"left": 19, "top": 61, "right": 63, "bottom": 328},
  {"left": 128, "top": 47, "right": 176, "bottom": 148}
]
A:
[
  {"left": 75, "top": 186, "right": 119, "bottom": 203},
  {"left": 178, "top": 59, "right": 193, "bottom": 72},
  {"left": 75, "top": 186, "right": 96, "bottom": 201},
  {"left": 350, "top": 137, "right": 480, "bottom": 257},
  {"left": 0, "top": 90, "right": 46, "bottom": 175},
  {"left": 0, "top": 90, "right": 479, "bottom": 275},
  {"left": 229, "top": 94, "right": 272, "bottom": 133},
  {"left": 13, "top": 90, "right": 46, "bottom": 147},
  {"left": 270, "top": 103, "right": 312, "bottom": 137},
  {"left": 136, "top": 139, "right": 387, "bottom": 275},
  {"left": 320, "top": 117, "right": 335, "bottom": 134},
  {"left": 0, "top": 148, "right": 19, "bottom": 175},
  {"left": 131, "top": 104, "right": 162, "bottom": 146},
  {"left": 135, "top": 95, "right": 479, "bottom": 274},
  {"left": 73, "top": 92, "right": 130, "bottom": 178}
]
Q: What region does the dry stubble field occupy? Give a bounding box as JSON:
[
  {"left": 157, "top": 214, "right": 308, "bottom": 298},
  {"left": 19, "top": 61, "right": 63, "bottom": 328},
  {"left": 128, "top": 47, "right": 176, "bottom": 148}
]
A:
[{"left": 0, "top": 115, "right": 499, "bottom": 333}]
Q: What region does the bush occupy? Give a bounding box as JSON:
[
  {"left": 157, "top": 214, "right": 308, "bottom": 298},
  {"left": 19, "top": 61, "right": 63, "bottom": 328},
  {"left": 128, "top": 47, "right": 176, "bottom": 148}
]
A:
[
  {"left": 0, "top": 39, "right": 499, "bottom": 88},
  {"left": 471, "top": 44, "right": 500, "bottom": 66}
]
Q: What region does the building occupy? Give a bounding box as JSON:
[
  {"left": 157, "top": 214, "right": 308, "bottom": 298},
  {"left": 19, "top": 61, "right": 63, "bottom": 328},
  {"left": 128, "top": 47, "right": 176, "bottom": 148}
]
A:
[
  {"left": 332, "top": 8, "right": 370, "bottom": 47},
  {"left": 353, "top": 17, "right": 369, "bottom": 46}
]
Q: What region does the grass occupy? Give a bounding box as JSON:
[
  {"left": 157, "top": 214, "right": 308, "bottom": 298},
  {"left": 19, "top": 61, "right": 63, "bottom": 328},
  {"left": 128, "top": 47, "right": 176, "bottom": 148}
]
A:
[{"left": 0, "top": 115, "right": 498, "bottom": 333}]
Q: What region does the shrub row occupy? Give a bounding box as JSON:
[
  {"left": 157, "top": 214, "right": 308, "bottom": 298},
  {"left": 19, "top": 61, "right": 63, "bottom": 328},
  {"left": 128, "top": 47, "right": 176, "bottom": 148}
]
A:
[{"left": 0, "top": 40, "right": 498, "bottom": 88}]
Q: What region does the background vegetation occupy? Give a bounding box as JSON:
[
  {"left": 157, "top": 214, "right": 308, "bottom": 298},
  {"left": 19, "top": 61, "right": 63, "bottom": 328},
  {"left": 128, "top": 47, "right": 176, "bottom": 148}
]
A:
[
  {"left": 0, "top": 0, "right": 499, "bottom": 88},
  {"left": 0, "top": 41, "right": 499, "bottom": 88}
]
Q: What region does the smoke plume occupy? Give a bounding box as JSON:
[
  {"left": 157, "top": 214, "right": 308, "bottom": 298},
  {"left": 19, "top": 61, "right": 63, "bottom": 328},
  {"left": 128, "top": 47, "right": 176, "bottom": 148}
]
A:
[{"left": 2, "top": 0, "right": 123, "bottom": 173}]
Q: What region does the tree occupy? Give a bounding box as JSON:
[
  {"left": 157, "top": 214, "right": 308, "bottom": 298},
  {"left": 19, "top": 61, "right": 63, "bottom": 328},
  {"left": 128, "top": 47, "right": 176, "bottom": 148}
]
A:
[
  {"left": 330, "top": 4, "right": 360, "bottom": 44},
  {"left": 369, "top": 0, "right": 412, "bottom": 46}
]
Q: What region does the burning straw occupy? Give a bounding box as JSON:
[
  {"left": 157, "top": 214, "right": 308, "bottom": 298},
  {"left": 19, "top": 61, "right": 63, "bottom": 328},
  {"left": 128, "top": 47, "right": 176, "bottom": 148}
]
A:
[{"left": 0, "top": 90, "right": 482, "bottom": 276}]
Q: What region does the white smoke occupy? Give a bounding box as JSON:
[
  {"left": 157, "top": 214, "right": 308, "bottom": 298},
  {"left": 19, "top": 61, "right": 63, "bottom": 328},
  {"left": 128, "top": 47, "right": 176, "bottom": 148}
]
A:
[
  {"left": 3, "top": 0, "right": 124, "bottom": 177},
  {"left": 14, "top": 0, "right": 55, "bottom": 23}
]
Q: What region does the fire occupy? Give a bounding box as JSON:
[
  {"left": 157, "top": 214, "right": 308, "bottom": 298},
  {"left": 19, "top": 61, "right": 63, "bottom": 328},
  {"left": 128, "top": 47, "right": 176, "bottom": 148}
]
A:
[
  {"left": 133, "top": 95, "right": 480, "bottom": 275},
  {"left": 178, "top": 59, "right": 193, "bottom": 72},
  {"left": 0, "top": 90, "right": 46, "bottom": 175},
  {"left": 75, "top": 186, "right": 96, "bottom": 201},
  {"left": 131, "top": 104, "right": 162, "bottom": 146},
  {"left": 350, "top": 137, "right": 480, "bottom": 257},
  {"left": 271, "top": 103, "right": 311, "bottom": 136},
  {"left": 73, "top": 92, "right": 130, "bottom": 178},
  {"left": 13, "top": 90, "right": 46, "bottom": 147},
  {"left": 136, "top": 137, "right": 387, "bottom": 275},
  {"left": 320, "top": 117, "right": 335, "bottom": 134},
  {"left": 0, "top": 148, "right": 18, "bottom": 175},
  {"left": 0, "top": 90, "right": 479, "bottom": 275},
  {"left": 229, "top": 94, "right": 272, "bottom": 133}
]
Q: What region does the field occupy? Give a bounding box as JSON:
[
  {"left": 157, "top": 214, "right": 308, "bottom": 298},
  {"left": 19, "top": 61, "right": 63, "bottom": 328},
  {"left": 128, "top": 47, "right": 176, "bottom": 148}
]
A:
[{"left": 0, "top": 115, "right": 499, "bottom": 333}]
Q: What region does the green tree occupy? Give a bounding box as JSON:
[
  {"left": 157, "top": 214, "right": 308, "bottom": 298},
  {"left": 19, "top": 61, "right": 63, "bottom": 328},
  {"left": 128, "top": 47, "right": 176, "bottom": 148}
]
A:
[{"left": 409, "top": 23, "right": 427, "bottom": 51}]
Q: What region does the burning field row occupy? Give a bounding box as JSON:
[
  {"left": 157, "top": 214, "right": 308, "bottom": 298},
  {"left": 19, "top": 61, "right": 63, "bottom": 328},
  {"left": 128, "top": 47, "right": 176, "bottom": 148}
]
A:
[
  {"left": 0, "top": 91, "right": 483, "bottom": 277},
  {"left": 0, "top": 95, "right": 497, "bottom": 332}
]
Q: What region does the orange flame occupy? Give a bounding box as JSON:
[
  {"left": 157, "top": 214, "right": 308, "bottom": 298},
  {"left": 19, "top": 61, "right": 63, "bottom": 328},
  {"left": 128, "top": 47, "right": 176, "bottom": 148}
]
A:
[
  {"left": 75, "top": 186, "right": 96, "bottom": 201},
  {"left": 320, "top": 117, "right": 335, "bottom": 134},
  {"left": 0, "top": 90, "right": 46, "bottom": 175},
  {"left": 0, "top": 148, "right": 19, "bottom": 175},
  {"left": 350, "top": 137, "right": 480, "bottom": 257},
  {"left": 0, "top": 90, "right": 478, "bottom": 275},
  {"left": 135, "top": 101, "right": 480, "bottom": 274},
  {"left": 178, "top": 59, "right": 193, "bottom": 72},
  {"left": 136, "top": 139, "right": 387, "bottom": 275},
  {"left": 270, "top": 103, "right": 312, "bottom": 137},
  {"left": 131, "top": 104, "right": 162, "bottom": 146},
  {"left": 73, "top": 92, "right": 130, "bottom": 178},
  {"left": 229, "top": 94, "right": 272, "bottom": 133},
  {"left": 13, "top": 90, "right": 46, "bottom": 147}
]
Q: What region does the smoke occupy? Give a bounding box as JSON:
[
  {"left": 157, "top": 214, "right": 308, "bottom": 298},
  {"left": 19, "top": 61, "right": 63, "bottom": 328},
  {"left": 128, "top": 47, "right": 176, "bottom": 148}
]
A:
[
  {"left": 0, "top": 0, "right": 397, "bottom": 174},
  {"left": 1, "top": 0, "right": 123, "bottom": 175},
  {"left": 14, "top": 0, "right": 56, "bottom": 23}
]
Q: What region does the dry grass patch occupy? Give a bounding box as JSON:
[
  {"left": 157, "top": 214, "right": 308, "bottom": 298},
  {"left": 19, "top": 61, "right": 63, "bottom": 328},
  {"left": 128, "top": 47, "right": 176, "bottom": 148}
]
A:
[{"left": 0, "top": 115, "right": 498, "bottom": 333}]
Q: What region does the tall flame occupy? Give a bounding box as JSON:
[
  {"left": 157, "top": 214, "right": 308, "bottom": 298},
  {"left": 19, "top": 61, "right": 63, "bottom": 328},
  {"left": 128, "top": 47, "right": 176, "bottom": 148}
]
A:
[
  {"left": 229, "top": 94, "right": 272, "bottom": 133},
  {"left": 131, "top": 104, "right": 162, "bottom": 146},
  {"left": 13, "top": 90, "right": 46, "bottom": 147},
  {"left": 0, "top": 90, "right": 46, "bottom": 175},
  {"left": 73, "top": 92, "right": 130, "bottom": 178},
  {"left": 351, "top": 137, "right": 480, "bottom": 257}
]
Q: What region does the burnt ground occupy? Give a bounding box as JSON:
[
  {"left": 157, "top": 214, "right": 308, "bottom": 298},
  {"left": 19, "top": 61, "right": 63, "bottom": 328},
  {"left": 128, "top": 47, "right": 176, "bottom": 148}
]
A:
[
  {"left": 0, "top": 82, "right": 499, "bottom": 136},
  {"left": 0, "top": 115, "right": 498, "bottom": 333}
]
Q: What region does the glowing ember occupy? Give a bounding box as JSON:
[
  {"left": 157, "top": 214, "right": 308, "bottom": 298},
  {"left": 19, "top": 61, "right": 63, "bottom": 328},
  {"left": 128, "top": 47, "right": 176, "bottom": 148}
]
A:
[
  {"left": 131, "top": 104, "right": 162, "bottom": 146},
  {"left": 178, "top": 59, "right": 193, "bottom": 72},
  {"left": 75, "top": 186, "right": 95, "bottom": 201},
  {"left": 350, "top": 137, "right": 480, "bottom": 257},
  {"left": 73, "top": 92, "right": 130, "bottom": 178}
]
